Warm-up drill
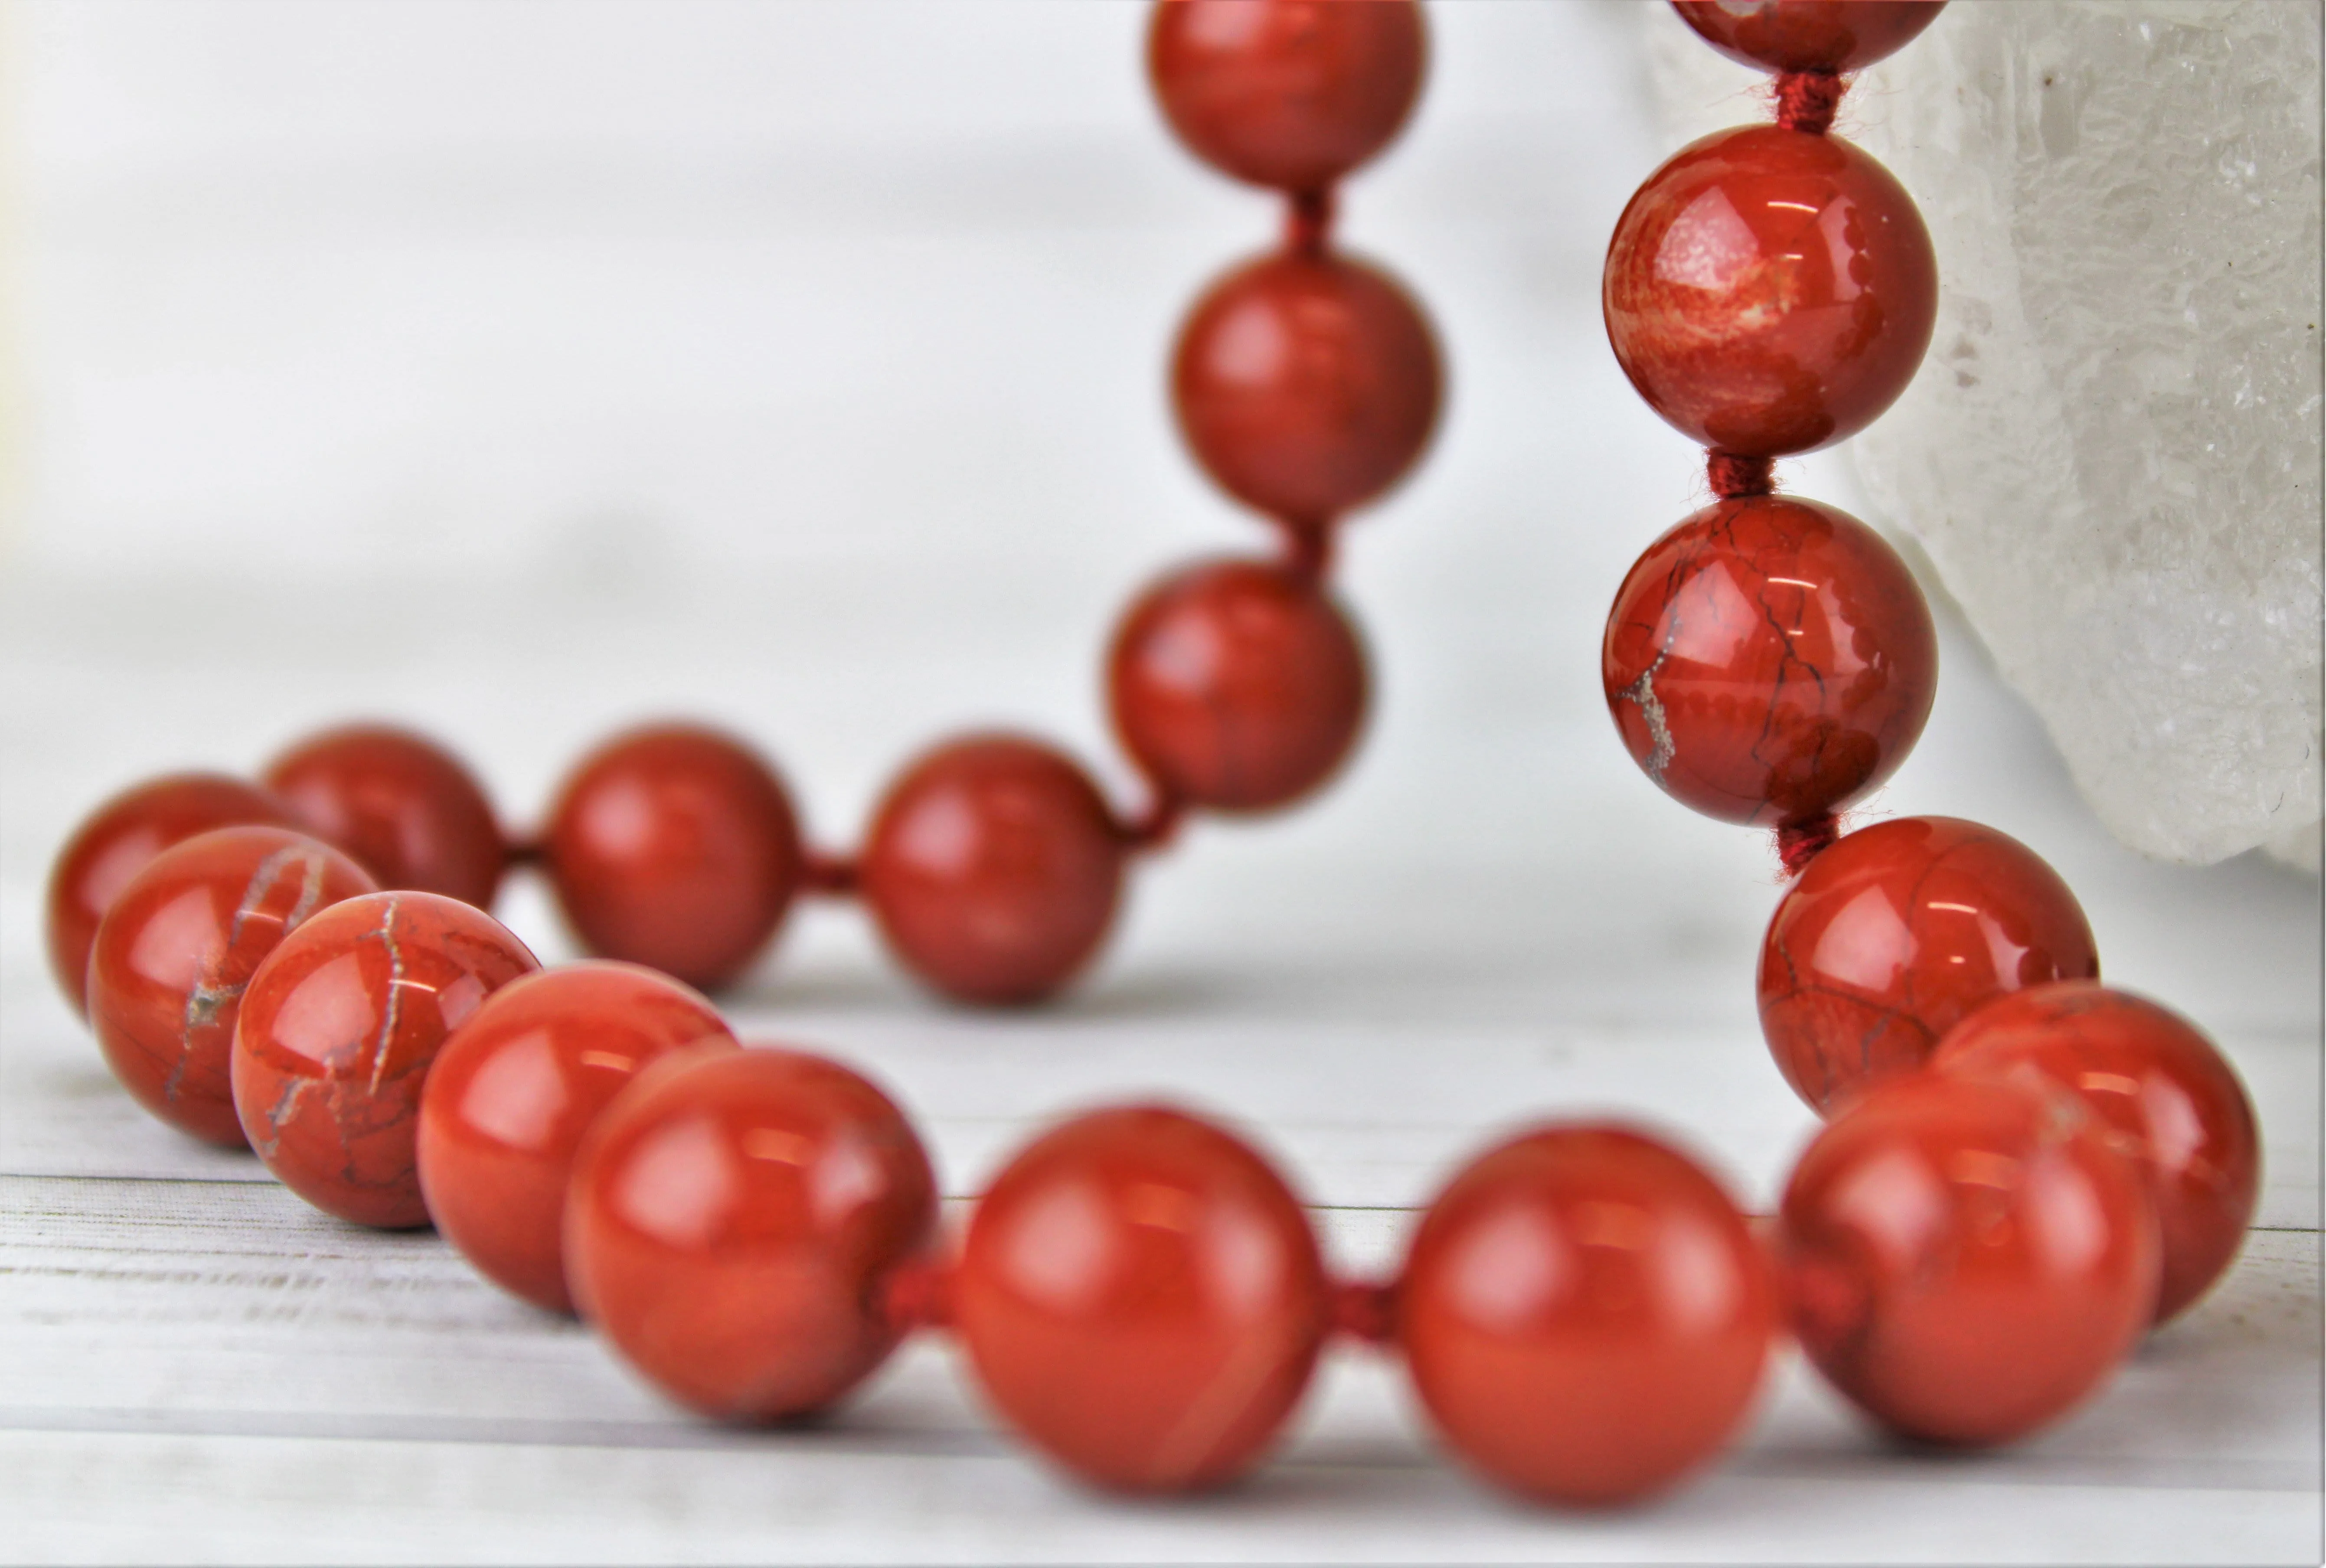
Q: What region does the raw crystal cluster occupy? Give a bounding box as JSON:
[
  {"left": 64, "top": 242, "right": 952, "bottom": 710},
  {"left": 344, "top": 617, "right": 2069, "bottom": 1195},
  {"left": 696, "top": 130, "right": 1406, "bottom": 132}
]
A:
[{"left": 1642, "top": 1, "right": 2323, "bottom": 869}]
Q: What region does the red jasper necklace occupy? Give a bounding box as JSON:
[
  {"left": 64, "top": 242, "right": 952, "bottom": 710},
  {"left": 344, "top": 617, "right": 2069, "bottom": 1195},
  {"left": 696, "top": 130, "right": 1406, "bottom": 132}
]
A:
[{"left": 42, "top": 0, "right": 2262, "bottom": 1512}]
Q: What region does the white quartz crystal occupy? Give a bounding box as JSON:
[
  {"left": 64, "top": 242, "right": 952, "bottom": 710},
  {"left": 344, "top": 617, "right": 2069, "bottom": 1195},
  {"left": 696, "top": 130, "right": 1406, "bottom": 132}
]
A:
[{"left": 1642, "top": 1, "right": 2322, "bottom": 868}]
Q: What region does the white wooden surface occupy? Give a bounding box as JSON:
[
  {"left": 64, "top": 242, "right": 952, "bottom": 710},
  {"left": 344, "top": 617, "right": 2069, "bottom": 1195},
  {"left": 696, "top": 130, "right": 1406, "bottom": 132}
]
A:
[{"left": 2, "top": 3, "right": 2319, "bottom": 1561}]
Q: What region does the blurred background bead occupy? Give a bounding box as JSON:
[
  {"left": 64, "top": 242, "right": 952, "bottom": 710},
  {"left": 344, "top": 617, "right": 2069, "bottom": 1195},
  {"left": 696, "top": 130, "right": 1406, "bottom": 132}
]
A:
[
  {"left": 1603, "top": 495, "right": 1936, "bottom": 827},
  {"left": 1147, "top": 0, "right": 1425, "bottom": 192},
  {"left": 860, "top": 735, "right": 1125, "bottom": 1005},
  {"left": 1109, "top": 557, "right": 1368, "bottom": 811},
  {"left": 1670, "top": 0, "right": 1947, "bottom": 75},
  {"left": 46, "top": 774, "right": 295, "bottom": 1018},
  {"left": 1173, "top": 250, "right": 1441, "bottom": 522},
  {"left": 544, "top": 724, "right": 804, "bottom": 993},
  {"left": 1759, "top": 816, "right": 2098, "bottom": 1115},
  {"left": 954, "top": 1105, "right": 1329, "bottom": 1493},
  {"left": 1779, "top": 1072, "right": 2159, "bottom": 1446},
  {"left": 88, "top": 826, "right": 377, "bottom": 1148},
  {"left": 232, "top": 890, "right": 538, "bottom": 1228},
  {"left": 418, "top": 961, "right": 739, "bottom": 1314},
  {"left": 1400, "top": 1124, "right": 1774, "bottom": 1505},
  {"left": 564, "top": 1048, "right": 937, "bottom": 1418},
  {"left": 1604, "top": 124, "right": 1936, "bottom": 456},
  {"left": 1934, "top": 981, "right": 2260, "bottom": 1324},
  {"left": 263, "top": 723, "right": 507, "bottom": 908}
]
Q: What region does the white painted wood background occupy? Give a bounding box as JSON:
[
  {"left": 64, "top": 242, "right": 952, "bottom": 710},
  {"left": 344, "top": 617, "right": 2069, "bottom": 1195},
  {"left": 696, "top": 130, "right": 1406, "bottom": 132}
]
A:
[{"left": 1, "top": 3, "right": 2317, "bottom": 1561}]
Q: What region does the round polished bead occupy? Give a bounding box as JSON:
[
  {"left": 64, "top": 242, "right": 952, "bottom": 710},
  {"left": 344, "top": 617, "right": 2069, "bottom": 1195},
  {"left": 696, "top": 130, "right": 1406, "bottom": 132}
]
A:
[
  {"left": 88, "top": 827, "right": 378, "bottom": 1148},
  {"left": 1604, "top": 124, "right": 1937, "bottom": 456},
  {"left": 232, "top": 891, "right": 538, "bottom": 1228},
  {"left": 860, "top": 735, "right": 1125, "bottom": 1006},
  {"left": 418, "top": 961, "right": 739, "bottom": 1313},
  {"left": 1174, "top": 250, "right": 1441, "bottom": 523},
  {"left": 1401, "top": 1125, "right": 1774, "bottom": 1505},
  {"left": 1108, "top": 558, "right": 1369, "bottom": 812},
  {"left": 565, "top": 1047, "right": 938, "bottom": 1419},
  {"left": 263, "top": 724, "right": 506, "bottom": 908},
  {"left": 955, "top": 1106, "right": 1329, "bottom": 1493},
  {"left": 1758, "top": 816, "right": 2098, "bottom": 1116},
  {"left": 46, "top": 774, "right": 295, "bottom": 1018},
  {"left": 1934, "top": 982, "right": 2259, "bottom": 1324},
  {"left": 1778, "top": 1072, "right": 2159, "bottom": 1445},
  {"left": 1147, "top": 0, "right": 1425, "bottom": 193},
  {"left": 544, "top": 724, "right": 805, "bottom": 993},
  {"left": 1602, "top": 495, "right": 1936, "bottom": 826},
  {"left": 1670, "top": 1, "right": 1947, "bottom": 75}
]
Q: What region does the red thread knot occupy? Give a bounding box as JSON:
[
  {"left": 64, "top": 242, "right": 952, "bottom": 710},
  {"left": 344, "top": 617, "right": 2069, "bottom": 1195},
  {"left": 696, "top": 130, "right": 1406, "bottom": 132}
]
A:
[
  {"left": 878, "top": 1254, "right": 953, "bottom": 1336},
  {"left": 804, "top": 850, "right": 859, "bottom": 896},
  {"left": 1118, "top": 792, "right": 1186, "bottom": 853},
  {"left": 1774, "top": 70, "right": 1846, "bottom": 135},
  {"left": 1707, "top": 451, "right": 1775, "bottom": 499},
  {"left": 1272, "top": 514, "right": 1337, "bottom": 579},
  {"left": 1284, "top": 186, "right": 1336, "bottom": 255},
  {"left": 1331, "top": 1278, "right": 1400, "bottom": 1348},
  {"left": 1777, "top": 813, "right": 1842, "bottom": 877}
]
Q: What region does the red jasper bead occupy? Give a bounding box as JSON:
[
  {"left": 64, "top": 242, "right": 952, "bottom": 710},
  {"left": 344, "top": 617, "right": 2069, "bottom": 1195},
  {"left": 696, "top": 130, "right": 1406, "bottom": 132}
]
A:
[
  {"left": 46, "top": 774, "right": 295, "bottom": 1018},
  {"left": 87, "top": 827, "right": 378, "bottom": 1148},
  {"left": 1109, "top": 557, "right": 1369, "bottom": 812},
  {"left": 1670, "top": 1, "right": 1947, "bottom": 75},
  {"left": 544, "top": 724, "right": 805, "bottom": 993},
  {"left": 417, "top": 961, "right": 739, "bottom": 1314},
  {"left": 954, "top": 1106, "right": 1330, "bottom": 1493},
  {"left": 860, "top": 735, "right": 1125, "bottom": 1006},
  {"left": 1400, "top": 1125, "right": 1774, "bottom": 1505},
  {"left": 564, "top": 1047, "right": 938, "bottom": 1419},
  {"left": 1759, "top": 817, "right": 2098, "bottom": 1116},
  {"left": 1934, "top": 982, "right": 2260, "bottom": 1324},
  {"left": 1604, "top": 124, "right": 1937, "bottom": 457},
  {"left": 1602, "top": 495, "right": 1936, "bottom": 826},
  {"left": 263, "top": 724, "right": 506, "bottom": 909},
  {"left": 232, "top": 891, "right": 538, "bottom": 1228},
  {"left": 1778, "top": 1072, "right": 2160, "bottom": 1446},
  {"left": 1147, "top": 0, "right": 1426, "bottom": 193},
  {"left": 1174, "top": 250, "right": 1441, "bottom": 523}
]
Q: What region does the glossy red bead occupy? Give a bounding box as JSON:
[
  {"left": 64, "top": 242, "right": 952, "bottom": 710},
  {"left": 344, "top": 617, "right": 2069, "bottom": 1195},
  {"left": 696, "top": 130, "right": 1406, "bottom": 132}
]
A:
[
  {"left": 46, "top": 774, "right": 295, "bottom": 1018},
  {"left": 955, "top": 1106, "right": 1329, "bottom": 1493},
  {"left": 1604, "top": 124, "right": 1937, "bottom": 457},
  {"left": 1108, "top": 557, "right": 1369, "bottom": 812},
  {"left": 1759, "top": 817, "right": 2099, "bottom": 1116},
  {"left": 544, "top": 724, "right": 805, "bottom": 993},
  {"left": 1174, "top": 250, "right": 1441, "bottom": 523},
  {"left": 87, "top": 827, "right": 378, "bottom": 1148},
  {"left": 1147, "top": 0, "right": 1425, "bottom": 193},
  {"left": 860, "top": 735, "right": 1125, "bottom": 1006},
  {"left": 1934, "top": 982, "right": 2260, "bottom": 1324},
  {"left": 263, "top": 724, "right": 506, "bottom": 909},
  {"left": 565, "top": 1048, "right": 938, "bottom": 1419},
  {"left": 1670, "top": 1, "right": 1947, "bottom": 75},
  {"left": 1400, "top": 1125, "right": 1774, "bottom": 1505},
  {"left": 1778, "top": 1072, "right": 2160, "bottom": 1446},
  {"left": 1603, "top": 495, "right": 1936, "bottom": 826},
  {"left": 417, "top": 961, "right": 739, "bottom": 1313},
  {"left": 232, "top": 891, "right": 538, "bottom": 1228}
]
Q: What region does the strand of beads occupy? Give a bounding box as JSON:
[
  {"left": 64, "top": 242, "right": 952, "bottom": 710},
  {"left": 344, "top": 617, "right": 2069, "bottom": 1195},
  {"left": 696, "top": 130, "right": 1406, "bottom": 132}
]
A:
[
  {"left": 56, "top": 804, "right": 2263, "bottom": 1507},
  {"left": 1599, "top": 0, "right": 2261, "bottom": 1445},
  {"left": 43, "top": 0, "right": 1441, "bottom": 1025}
]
